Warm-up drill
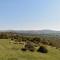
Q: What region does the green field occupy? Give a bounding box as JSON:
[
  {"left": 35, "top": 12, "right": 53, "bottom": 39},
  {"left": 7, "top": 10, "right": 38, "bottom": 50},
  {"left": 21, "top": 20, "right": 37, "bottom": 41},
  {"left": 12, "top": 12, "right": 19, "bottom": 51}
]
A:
[{"left": 0, "top": 39, "right": 60, "bottom": 60}]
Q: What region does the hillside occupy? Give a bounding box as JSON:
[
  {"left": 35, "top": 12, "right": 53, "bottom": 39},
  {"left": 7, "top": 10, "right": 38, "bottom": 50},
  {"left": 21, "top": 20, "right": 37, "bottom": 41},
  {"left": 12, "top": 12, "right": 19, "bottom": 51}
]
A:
[
  {"left": 12, "top": 30, "right": 60, "bottom": 35},
  {"left": 0, "top": 39, "right": 60, "bottom": 60}
]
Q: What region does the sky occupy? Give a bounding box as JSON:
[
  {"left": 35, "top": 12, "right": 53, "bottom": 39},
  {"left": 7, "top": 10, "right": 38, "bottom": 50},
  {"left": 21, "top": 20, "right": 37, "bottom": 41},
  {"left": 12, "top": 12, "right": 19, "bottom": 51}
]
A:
[{"left": 0, "top": 0, "right": 60, "bottom": 31}]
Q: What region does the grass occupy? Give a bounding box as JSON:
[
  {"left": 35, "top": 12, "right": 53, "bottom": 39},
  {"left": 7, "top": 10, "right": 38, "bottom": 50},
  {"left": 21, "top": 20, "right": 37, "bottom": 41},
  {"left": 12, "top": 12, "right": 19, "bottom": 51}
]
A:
[{"left": 0, "top": 39, "right": 60, "bottom": 60}]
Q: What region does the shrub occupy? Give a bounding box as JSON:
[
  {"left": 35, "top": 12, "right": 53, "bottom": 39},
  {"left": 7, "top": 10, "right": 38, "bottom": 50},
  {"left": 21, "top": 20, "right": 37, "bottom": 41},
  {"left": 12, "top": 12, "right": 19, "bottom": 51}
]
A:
[
  {"left": 37, "top": 46, "right": 48, "bottom": 53},
  {"left": 25, "top": 41, "right": 35, "bottom": 52},
  {"left": 41, "top": 40, "right": 49, "bottom": 45},
  {"left": 49, "top": 42, "right": 53, "bottom": 46},
  {"left": 11, "top": 38, "right": 14, "bottom": 41},
  {"left": 21, "top": 48, "right": 27, "bottom": 51},
  {"left": 31, "top": 37, "right": 41, "bottom": 44}
]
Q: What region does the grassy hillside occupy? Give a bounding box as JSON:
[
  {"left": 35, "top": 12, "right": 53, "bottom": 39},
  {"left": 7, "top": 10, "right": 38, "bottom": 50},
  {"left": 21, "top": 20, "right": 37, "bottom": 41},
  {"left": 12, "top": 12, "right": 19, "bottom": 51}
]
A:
[{"left": 0, "top": 39, "right": 60, "bottom": 60}]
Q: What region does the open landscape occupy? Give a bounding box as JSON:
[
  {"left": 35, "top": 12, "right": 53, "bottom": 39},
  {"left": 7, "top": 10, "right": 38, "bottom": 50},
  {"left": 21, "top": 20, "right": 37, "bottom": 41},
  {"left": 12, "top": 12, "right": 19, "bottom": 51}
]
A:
[
  {"left": 0, "top": 0, "right": 60, "bottom": 60},
  {"left": 0, "top": 31, "right": 60, "bottom": 60}
]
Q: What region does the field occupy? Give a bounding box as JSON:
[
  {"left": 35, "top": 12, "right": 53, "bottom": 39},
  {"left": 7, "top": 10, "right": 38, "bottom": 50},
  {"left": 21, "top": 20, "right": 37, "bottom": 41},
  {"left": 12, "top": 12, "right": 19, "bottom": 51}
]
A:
[{"left": 0, "top": 39, "right": 60, "bottom": 60}]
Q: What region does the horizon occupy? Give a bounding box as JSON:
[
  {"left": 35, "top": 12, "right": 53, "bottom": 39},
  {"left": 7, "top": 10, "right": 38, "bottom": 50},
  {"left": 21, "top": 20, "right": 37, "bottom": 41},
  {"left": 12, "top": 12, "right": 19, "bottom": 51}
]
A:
[
  {"left": 0, "top": 0, "right": 60, "bottom": 30},
  {"left": 0, "top": 29, "right": 60, "bottom": 31}
]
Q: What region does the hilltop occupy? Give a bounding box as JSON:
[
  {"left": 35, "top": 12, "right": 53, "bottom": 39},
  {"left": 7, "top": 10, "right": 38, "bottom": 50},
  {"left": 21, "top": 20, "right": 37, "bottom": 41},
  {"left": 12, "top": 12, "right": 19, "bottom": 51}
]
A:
[{"left": 0, "top": 39, "right": 60, "bottom": 60}]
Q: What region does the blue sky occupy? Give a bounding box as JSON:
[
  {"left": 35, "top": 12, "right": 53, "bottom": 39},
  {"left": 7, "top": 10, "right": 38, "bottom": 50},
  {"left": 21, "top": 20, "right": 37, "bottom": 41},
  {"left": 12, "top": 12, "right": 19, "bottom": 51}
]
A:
[{"left": 0, "top": 0, "right": 60, "bottom": 30}]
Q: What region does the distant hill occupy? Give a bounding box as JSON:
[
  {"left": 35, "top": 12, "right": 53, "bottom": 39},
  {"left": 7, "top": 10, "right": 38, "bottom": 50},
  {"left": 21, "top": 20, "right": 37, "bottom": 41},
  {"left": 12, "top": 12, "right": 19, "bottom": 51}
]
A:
[
  {"left": 12, "top": 30, "right": 60, "bottom": 35},
  {"left": 0, "top": 30, "right": 60, "bottom": 35}
]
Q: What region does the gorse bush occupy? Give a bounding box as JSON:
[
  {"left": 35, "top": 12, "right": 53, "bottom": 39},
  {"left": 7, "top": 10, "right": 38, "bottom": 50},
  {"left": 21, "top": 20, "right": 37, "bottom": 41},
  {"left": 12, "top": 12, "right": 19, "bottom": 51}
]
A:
[
  {"left": 25, "top": 41, "right": 35, "bottom": 52},
  {"left": 31, "top": 37, "right": 41, "bottom": 44},
  {"left": 37, "top": 46, "right": 48, "bottom": 53},
  {"left": 21, "top": 48, "right": 27, "bottom": 51}
]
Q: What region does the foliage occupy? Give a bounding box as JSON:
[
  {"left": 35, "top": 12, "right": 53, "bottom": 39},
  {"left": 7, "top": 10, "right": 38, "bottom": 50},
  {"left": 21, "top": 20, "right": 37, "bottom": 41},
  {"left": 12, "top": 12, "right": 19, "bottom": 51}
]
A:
[
  {"left": 0, "top": 39, "right": 60, "bottom": 60},
  {"left": 0, "top": 32, "right": 60, "bottom": 48},
  {"left": 25, "top": 41, "right": 35, "bottom": 52},
  {"left": 37, "top": 46, "right": 48, "bottom": 53}
]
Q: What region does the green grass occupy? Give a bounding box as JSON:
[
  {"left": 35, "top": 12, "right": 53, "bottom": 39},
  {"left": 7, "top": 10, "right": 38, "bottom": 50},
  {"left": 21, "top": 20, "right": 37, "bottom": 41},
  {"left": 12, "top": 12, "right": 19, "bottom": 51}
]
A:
[{"left": 0, "top": 39, "right": 60, "bottom": 60}]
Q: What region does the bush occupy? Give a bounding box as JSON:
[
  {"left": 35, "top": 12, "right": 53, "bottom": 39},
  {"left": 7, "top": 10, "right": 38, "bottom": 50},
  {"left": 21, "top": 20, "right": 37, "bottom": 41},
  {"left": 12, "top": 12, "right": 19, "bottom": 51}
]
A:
[
  {"left": 11, "top": 38, "right": 14, "bottom": 41},
  {"left": 21, "top": 48, "right": 27, "bottom": 51},
  {"left": 37, "top": 46, "right": 48, "bottom": 53},
  {"left": 31, "top": 37, "right": 41, "bottom": 44},
  {"left": 25, "top": 41, "right": 35, "bottom": 52},
  {"left": 49, "top": 42, "right": 53, "bottom": 46},
  {"left": 41, "top": 40, "right": 49, "bottom": 45}
]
